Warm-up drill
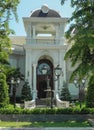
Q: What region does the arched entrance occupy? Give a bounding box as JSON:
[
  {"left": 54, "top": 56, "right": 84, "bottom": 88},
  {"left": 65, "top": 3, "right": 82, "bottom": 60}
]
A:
[{"left": 37, "top": 59, "right": 53, "bottom": 99}]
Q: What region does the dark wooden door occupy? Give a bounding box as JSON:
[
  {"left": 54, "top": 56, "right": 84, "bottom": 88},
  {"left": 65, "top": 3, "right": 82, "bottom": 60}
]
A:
[
  {"left": 37, "top": 59, "right": 53, "bottom": 99},
  {"left": 37, "top": 75, "right": 47, "bottom": 98}
]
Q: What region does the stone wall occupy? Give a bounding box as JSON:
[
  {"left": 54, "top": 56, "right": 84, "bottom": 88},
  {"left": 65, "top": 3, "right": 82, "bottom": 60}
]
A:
[{"left": 0, "top": 114, "right": 94, "bottom": 122}]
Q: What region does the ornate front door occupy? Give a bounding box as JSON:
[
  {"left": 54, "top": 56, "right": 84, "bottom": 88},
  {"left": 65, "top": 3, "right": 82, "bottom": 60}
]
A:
[{"left": 37, "top": 59, "right": 53, "bottom": 99}]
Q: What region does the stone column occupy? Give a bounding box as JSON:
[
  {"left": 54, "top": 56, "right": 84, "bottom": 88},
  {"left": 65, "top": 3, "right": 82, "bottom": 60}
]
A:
[
  {"left": 32, "top": 64, "right": 37, "bottom": 100},
  {"left": 60, "top": 24, "right": 65, "bottom": 44},
  {"left": 59, "top": 51, "right": 64, "bottom": 91},
  {"left": 33, "top": 25, "right": 36, "bottom": 39},
  {"left": 63, "top": 60, "right": 67, "bottom": 81},
  {"left": 54, "top": 64, "right": 59, "bottom": 98},
  {"left": 25, "top": 50, "right": 32, "bottom": 94},
  {"left": 55, "top": 25, "right": 59, "bottom": 44},
  {"left": 26, "top": 24, "right": 31, "bottom": 44},
  {"left": 25, "top": 50, "right": 31, "bottom": 81}
]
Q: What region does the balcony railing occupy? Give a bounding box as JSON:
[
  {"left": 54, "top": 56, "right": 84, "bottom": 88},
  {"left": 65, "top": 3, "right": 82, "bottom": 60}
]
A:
[{"left": 26, "top": 38, "right": 64, "bottom": 45}]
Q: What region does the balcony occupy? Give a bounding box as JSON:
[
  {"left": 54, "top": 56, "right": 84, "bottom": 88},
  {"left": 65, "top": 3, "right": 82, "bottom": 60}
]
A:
[{"left": 26, "top": 38, "right": 64, "bottom": 45}]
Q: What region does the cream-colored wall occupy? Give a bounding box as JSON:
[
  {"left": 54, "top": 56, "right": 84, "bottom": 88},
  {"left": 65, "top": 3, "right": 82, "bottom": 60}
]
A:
[{"left": 9, "top": 53, "right": 25, "bottom": 96}]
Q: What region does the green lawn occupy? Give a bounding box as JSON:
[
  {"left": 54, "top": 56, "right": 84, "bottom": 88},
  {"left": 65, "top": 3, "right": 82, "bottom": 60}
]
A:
[{"left": 0, "top": 121, "right": 91, "bottom": 128}]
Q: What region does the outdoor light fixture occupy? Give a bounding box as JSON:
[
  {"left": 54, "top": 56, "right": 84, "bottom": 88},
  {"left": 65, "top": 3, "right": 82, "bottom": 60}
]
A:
[
  {"left": 73, "top": 78, "right": 86, "bottom": 108},
  {"left": 11, "top": 77, "right": 15, "bottom": 84},
  {"left": 41, "top": 65, "right": 48, "bottom": 75},
  {"left": 54, "top": 64, "right": 63, "bottom": 95},
  {"left": 74, "top": 79, "right": 78, "bottom": 85},
  {"left": 11, "top": 77, "right": 20, "bottom": 85},
  {"left": 81, "top": 79, "right": 86, "bottom": 86},
  {"left": 74, "top": 78, "right": 86, "bottom": 88},
  {"left": 54, "top": 64, "right": 63, "bottom": 80},
  {"left": 54, "top": 64, "right": 62, "bottom": 76},
  {"left": 11, "top": 77, "right": 20, "bottom": 108}
]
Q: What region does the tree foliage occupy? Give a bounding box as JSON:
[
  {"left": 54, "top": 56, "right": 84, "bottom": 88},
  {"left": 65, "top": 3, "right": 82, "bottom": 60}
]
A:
[
  {"left": 60, "top": 81, "right": 71, "bottom": 101},
  {"left": 0, "top": 0, "right": 19, "bottom": 69},
  {"left": 6, "top": 67, "right": 24, "bottom": 82},
  {"left": 21, "top": 81, "right": 32, "bottom": 102},
  {"left": 61, "top": 0, "right": 94, "bottom": 107},
  {"left": 0, "top": 0, "right": 19, "bottom": 106},
  {"left": 0, "top": 72, "right": 9, "bottom": 107},
  {"left": 61, "top": 0, "right": 94, "bottom": 85},
  {"left": 86, "top": 84, "right": 94, "bottom": 108}
]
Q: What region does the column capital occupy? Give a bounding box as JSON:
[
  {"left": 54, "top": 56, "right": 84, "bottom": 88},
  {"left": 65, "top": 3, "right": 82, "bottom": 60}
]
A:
[{"left": 32, "top": 63, "right": 37, "bottom": 67}]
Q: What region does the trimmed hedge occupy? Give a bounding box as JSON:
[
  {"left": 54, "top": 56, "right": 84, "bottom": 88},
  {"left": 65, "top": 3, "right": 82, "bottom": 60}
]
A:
[{"left": 0, "top": 107, "right": 94, "bottom": 114}]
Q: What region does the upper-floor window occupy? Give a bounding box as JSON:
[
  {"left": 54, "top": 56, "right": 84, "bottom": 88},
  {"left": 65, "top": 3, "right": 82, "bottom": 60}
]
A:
[{"left": 37, "top": 33, "right": 52, "bottom": 37}]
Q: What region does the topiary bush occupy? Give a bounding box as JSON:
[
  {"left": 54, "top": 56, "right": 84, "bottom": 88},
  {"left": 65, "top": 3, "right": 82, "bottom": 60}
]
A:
[
  {"left": 21, "top": 80, "right": 32, "bottom": 102},
  {"left": 60, "top": 81, "right": 71, "bottom": 101}
]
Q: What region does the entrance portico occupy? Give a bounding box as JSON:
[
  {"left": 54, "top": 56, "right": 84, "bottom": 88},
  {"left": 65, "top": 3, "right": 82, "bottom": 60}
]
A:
[
  {"left": 23, "top": 4, "right": 68, "bottom": 101},
  {"left": 24, "top": 43, "right": 66, "bottom": 100}
]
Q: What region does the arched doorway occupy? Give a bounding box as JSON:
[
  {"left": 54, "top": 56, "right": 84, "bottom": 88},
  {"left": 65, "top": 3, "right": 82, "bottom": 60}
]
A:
[{"left": 37, "top": 59, "right": 53, "bottom": 99}]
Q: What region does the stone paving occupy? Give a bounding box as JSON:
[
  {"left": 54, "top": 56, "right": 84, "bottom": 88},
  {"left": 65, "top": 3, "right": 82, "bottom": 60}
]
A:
[{"left": 0, "top": 127, "right": 94, "bottom": 130}]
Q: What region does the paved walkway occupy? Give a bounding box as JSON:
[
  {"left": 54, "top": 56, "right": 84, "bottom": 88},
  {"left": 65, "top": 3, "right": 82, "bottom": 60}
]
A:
[{"left": 0, "top": 127, "right": 94, "bottom": 130}]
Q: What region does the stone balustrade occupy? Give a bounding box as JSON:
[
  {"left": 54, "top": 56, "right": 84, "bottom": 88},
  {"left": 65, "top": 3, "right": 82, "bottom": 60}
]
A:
[{"left": 24, "top": 100, "right": 36, "bottom": 109}]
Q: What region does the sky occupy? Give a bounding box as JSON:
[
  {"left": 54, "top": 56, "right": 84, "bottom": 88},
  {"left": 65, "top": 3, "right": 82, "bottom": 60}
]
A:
[{"left": 10, "top": 0, "right": 74, "bottom": 36}]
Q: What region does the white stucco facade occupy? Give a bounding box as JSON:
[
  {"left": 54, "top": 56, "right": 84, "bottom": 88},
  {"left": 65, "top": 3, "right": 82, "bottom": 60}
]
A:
[{"left": 10, "top": 5, "right": 79, "bottom": 104}]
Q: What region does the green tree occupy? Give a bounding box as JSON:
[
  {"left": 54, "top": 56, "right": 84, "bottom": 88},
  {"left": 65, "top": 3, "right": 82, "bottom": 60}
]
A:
[
  {"left": 61, "top": 0, "right": 94, "bottom": 107},
  {"left": 6, "top": 67, "right": 24, "bottom": 82},
  {"left": 0, "top": 0, "right": 19, "bottom": 67},
  {"left": 60, "top": 81, "right": 71, "bottom": 101},
  {"left": 21, "top": 81, "right": 32, "bottom": 102},
  {"left": 0, "top": 72, "right": 9, "bottom": 107},
  {"left": 0, "top": 0, "right": 19, "bottom": 106}
]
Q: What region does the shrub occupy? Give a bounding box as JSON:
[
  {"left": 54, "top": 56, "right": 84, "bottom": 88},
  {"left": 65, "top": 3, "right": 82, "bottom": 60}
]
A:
[
  {"left": 0, "top": 72, "right": 9, "bottom": 107},
  {"left": 0, "top": 107, "right": 94, "bottom": 114},
  {"left": 21, "top": 81, "right": 32, "bottom": 102},
  {"left": 86, "top": 84, "right": 94, "bottom": 108},
  {"left": 60, "top": 81, "right": 71, "bottom": 101}
]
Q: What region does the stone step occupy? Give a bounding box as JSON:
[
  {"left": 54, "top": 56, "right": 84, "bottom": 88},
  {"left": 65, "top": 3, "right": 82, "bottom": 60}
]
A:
[
  {"left": 36, "top": 98, "right": 46, "bottom": 105},
  {"left": 36, "top": 105, "right": 47, "bottom": 108},
  {"left": 36, "top": 98, "right": 56, "bottom": 107}
]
